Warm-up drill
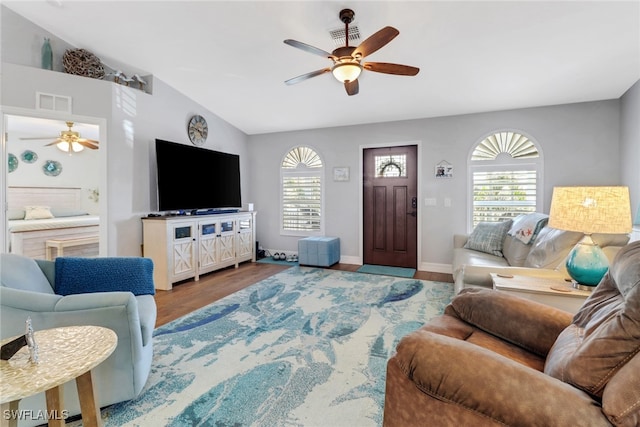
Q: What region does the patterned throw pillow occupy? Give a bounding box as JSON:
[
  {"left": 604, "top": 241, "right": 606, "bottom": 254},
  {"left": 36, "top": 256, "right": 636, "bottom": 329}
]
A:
[{"left": 464, "top": 220, "right": 513, "bottom": 257}]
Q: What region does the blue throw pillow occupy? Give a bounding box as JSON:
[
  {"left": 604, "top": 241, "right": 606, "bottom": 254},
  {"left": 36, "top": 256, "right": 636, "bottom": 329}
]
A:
[
  {"left": 55, "top": 257, "right": 155, "bottom": 296},
  {"left": 464, "top": 220, "right": 513, "bottom": 257}
]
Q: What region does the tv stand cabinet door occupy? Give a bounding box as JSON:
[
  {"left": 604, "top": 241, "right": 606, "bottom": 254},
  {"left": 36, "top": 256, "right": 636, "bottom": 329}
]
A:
[
  {"left": 198, "top": 219, "right": 219, "bottom": 275},
  {"left": 217, "top": 219, "right": 237, "bottom": 269},
  {"left": 169, "top": 221, "right": 197, "bottom": 284},
  {"left": 142, "top": 218, "right": 197, "bottom": 290},
  {"left": 236, "top": 213, "right": 254, "bottom": 263}
]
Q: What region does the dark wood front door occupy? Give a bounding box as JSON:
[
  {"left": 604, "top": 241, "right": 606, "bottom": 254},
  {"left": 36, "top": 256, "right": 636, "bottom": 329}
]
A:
[{"left": 363, "top": 145, "right": 418, "bottom": 268}]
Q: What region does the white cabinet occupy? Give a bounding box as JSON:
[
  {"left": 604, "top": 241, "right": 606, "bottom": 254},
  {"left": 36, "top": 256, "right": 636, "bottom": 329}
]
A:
[{"left": 142, "top": 212, "right": 256, "bottom": 290}]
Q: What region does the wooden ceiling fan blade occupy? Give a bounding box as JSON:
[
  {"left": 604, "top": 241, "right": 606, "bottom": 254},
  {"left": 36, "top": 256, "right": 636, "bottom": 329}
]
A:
[
  {"left": 344, "top": 79, "right": 359, "bottom": 96},
  {"left": 353, "top": 26, "right": 399, "bottom": 59},
  {"left": 19, "top": 136, "right": 58, "bottom": 141},
  {"left": 364, "top": 62, "right": 420, "bottom": 76},
  {"left": 44, "top": 139, "right": 63, "bottom": 146},
  {"left": 285, "top": 68, "right": 331, "bottom": 85},
  {"left": 77, "top": 139, "right": 99, "bottom": 149},
  {"left": 284, "top": 39, "right": 337, "bottom": 61}
]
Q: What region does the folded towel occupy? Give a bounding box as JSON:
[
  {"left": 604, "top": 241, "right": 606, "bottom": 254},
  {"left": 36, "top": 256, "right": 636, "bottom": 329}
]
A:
[
  {"left": 55, "top": 257, "right": 155, "bottom": 296},
  {"left": 508, "top": 213, "right": 549, "bottom": 244}
]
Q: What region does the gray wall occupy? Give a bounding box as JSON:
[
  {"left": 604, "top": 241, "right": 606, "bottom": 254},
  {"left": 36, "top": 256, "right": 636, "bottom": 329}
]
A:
[
  {"left": 621, "top": 80, "right": 640, "bottom": 222},
  {"left": 248, "top": 99, "right": 626, "bottom": 270}
]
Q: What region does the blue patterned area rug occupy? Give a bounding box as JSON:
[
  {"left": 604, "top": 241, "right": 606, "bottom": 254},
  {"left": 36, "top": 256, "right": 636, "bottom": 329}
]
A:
[
  {"left": 356, "top": 264, "right": 417, "bottom": 278},
  {"left": 100, "top": 267, "right": 453, "bottom": 426}
]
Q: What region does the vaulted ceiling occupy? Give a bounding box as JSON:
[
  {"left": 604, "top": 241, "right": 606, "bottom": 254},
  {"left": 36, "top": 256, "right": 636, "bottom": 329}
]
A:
[{"left": 5, "top": 1, "right": 640, "bottom": 135}]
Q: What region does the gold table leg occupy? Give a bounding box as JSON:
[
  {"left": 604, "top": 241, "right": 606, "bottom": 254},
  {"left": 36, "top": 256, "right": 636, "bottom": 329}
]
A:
[
  {"left": 44, "top": 385, "right": 65, "bottom": 427},
  {"left": 0, "top": 401, "right": 19, "bottom": 427},
  {"left": 76, "top": 370, "right": 102, "bottom": 427}
]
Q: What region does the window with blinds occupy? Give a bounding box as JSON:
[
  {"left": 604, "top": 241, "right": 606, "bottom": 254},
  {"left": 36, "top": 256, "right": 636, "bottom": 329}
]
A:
[
  {"left": 281, "top": 147, "right": 323, "bottom": 235},
  {"left": 469, "top": 131, "right": 542, "bottom": 229},
  {"left": 472, "top": 170, "right": 537, "bottom": 226}
]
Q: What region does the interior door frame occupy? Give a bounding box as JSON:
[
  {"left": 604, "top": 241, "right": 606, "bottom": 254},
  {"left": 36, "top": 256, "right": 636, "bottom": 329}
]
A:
[
  {"left": 0, "top": 106, "right": 108, "bottom": 256},
  {"left": 358, "top": 140, "right": 422, "bottom": 268}
]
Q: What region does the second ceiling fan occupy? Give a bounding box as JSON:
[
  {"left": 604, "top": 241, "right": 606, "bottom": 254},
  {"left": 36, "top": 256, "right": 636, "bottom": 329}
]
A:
[
  {"left": 284, "top": 8, "right": 419, "bottom": 96},
  {"left": 20, "top": 121, "right": 99, "bottom": 152}
]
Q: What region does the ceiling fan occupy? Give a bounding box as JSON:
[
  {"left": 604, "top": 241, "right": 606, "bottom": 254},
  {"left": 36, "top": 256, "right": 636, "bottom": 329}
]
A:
[
  {"left": 20, "top": 121, "right": 99, "bottom": 152},
  {"left": 284, "top": 8, "right": 419, "bottom": 96}
]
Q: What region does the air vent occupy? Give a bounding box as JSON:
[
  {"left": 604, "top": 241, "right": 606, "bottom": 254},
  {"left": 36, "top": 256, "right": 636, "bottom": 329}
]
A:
[{"left": 329, "top": 24, "right": 361, "bottom": 47}]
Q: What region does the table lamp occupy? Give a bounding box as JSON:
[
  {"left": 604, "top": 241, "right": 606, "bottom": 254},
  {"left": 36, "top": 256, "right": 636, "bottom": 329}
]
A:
[{"left": 548, "top": 186, "right": 632, "bottom": 290}]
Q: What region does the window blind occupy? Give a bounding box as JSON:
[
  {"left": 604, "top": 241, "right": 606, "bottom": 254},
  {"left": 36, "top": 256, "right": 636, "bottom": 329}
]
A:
[{"left": 472, "top": 170, "right": 537, "bottom": 226}]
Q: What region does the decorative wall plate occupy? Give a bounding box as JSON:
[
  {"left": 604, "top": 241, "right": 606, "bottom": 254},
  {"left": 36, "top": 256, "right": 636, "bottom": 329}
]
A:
[
  {"left": 8, "top": 153, "right": 18, "bottom": 173},
  {"left": 21, "top": 150, "right": 38, "bottom": 163},
  {"left": 43, "top": 160, "right": 62, "bottom": 177}
]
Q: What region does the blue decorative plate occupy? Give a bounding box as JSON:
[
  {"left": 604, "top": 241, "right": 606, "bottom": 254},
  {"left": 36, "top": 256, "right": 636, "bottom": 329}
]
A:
[
  {"left": 21, "top": 150, "right": 38, "bottom": 163},
  {"left": 43, "top": 160, "right": 62, "bottom": 177},
  {"left": 8, "top": 153, "right": 18, "bottom": 173}
]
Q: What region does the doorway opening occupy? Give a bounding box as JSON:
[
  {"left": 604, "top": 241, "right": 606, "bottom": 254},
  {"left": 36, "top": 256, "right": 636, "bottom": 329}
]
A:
[{"left": 2, "top": 111, "right": 106, "bottom": 259}]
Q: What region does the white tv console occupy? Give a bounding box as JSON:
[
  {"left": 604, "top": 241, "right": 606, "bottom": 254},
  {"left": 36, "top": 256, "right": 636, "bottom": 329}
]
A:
[{"left": 142, "top": 211, "right": 256, "bottom": 290}]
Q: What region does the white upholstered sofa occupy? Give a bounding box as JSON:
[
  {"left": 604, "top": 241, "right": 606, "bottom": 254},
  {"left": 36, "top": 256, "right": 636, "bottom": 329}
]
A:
[{"left": 452, "top": 214, "right": 629, "bottom": 294}]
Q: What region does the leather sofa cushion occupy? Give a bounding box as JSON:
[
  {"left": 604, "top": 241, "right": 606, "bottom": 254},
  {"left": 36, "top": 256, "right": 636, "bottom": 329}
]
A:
[
  {"left": 502, "top": 235, "right": 531, "bottom": 267},
  {"left": 421, "top": 314, "right": 547, "bottom": 371},
  {"left": 592, "top": 233, "right": 631, "bottom": 248},
  {"left": 544, "top": 242, "right": 640, "bottom": 398},
  {"left": 448, "top": 288, "right": 572, "bottom": 358},
  {"left": 523, "top": 227, "right": 582, "bottom": 269},
  {"left": 451, "top": 247, "right": 509, "bottom": 282}
]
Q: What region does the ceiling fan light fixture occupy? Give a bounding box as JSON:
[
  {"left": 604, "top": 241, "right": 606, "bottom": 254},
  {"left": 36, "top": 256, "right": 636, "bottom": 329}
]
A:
[
  {"left": 57, "top": 141, "right": 84, "bottom": 153},
  {"left": 332, "top": 61, "right": 362, "bottom": 83}
]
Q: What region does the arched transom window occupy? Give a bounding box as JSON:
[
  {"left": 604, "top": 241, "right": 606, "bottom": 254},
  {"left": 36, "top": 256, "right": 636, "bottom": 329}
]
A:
[
  {"left": 471, "top": 131, "right": 539, "bottom": 160},
  {"left": 469, "top": 131, "right": 543, "bottom": 229},
  {"left": 281, "top": 146, "right": 324, "bottom": 235}
]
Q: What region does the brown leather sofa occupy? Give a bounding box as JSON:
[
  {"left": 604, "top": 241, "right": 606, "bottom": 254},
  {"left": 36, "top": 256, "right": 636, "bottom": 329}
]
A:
[{"left": 384, "top": 240, "right": 640, "bottom": 427}]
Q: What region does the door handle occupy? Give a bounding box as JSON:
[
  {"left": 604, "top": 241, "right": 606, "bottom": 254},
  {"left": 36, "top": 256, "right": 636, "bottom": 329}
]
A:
[{"left": 407, "top": 211, "right": 417, "bottom": 217}]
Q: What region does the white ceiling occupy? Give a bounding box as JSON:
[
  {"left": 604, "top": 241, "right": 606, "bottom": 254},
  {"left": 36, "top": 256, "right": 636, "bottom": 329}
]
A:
[{"left": 5, "top": 1, "right": 640, "bottom": 135}]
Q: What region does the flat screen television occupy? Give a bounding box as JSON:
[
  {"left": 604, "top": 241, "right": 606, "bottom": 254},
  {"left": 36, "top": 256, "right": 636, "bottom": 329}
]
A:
[{"left": 155, "top": 139, "right": 241, "bottom": 212}]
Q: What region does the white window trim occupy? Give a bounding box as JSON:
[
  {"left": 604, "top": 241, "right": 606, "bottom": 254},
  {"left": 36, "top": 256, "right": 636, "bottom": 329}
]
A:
[
  {"left": 467, "top": 130, "right": 544, "bottom": 232},
  {"left": 280, "top": 147, "right": 325, "bottom": 236}
]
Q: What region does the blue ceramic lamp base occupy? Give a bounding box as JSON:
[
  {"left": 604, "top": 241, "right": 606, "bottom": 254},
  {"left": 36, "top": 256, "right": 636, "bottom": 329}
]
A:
[{"left": 566, "top": 234, "right": 609, "bottom": 291}]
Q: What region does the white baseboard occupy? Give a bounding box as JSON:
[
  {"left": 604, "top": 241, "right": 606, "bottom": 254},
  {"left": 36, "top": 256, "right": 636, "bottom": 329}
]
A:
[
  {"left": 419, "top": 262, "right": 452, "bottom": 274},
  {"left": 340, "top": 255, "right": 361, "bottom": 265},
  {"left": 263, "top": 250, "right": 451, "bottom": 274},
  {"left": 264, "top": 251, "right": 360, "bottom": 266}
]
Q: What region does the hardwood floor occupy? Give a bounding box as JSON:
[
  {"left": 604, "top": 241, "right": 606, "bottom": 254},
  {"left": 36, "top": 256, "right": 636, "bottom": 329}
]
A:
[{"left": 153, "top": 262, "right": 453, "bottom": 327}]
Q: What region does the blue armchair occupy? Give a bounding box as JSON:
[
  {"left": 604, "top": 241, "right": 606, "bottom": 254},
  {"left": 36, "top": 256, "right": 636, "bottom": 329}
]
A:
[{"left": 0, "top": 253, "right": 156, "bottom": 426}]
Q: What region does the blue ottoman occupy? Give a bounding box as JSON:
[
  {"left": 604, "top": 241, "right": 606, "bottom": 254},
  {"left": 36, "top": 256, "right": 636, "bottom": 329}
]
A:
[{"left": 298, "top": 237, "right": 340, "bottom": 267}]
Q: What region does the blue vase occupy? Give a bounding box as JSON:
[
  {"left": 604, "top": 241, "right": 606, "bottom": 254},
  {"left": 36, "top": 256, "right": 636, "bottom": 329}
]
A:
[
  {"left": 566, "top": 235, "right": 609, "bottom": 287},
  {"left": 42, "top": 38, "right": 53, "bottom": 70}
]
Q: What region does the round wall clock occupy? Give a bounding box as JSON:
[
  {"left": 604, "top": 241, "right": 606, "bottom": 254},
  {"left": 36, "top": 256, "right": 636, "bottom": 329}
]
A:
[{"left": 188, "top": 115, "right": 208, "bottom": 146}]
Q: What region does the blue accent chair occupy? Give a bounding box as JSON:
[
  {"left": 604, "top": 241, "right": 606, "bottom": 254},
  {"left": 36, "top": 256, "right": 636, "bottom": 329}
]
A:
[{"left": 0, "top": 253, "right": 157, "bottom": 426}]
